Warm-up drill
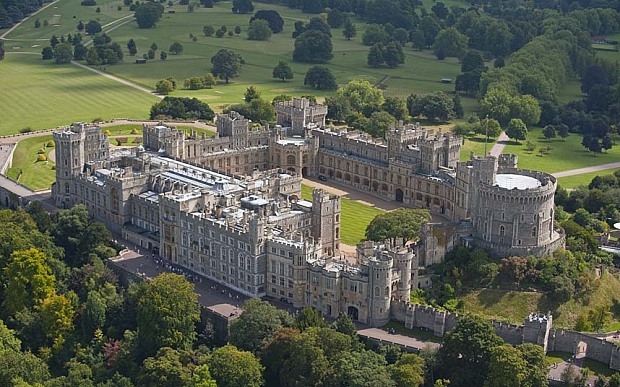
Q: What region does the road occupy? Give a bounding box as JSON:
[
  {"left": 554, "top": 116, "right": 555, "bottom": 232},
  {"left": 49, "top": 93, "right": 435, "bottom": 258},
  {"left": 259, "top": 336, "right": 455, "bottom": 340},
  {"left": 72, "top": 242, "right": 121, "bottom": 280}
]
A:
[
  {"left": 489, "top": 131, "right": 510, "bottom": 158},
  {"left": 552, "top": 161, "right": 620, "bottom": 178},
  {"left": 71, "top": 61, "right": 163, "bottom": 99}
]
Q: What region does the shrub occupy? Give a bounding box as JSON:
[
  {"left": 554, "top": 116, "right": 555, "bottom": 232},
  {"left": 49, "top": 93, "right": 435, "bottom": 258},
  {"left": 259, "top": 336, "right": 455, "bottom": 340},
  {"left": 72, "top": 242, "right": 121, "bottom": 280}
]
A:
[
  {"left": 130, "top": 128, "right": 139, "bottom": 135},
  {"left": 46, "top": 140, "right": 55, "bottom": 147},
  {"left": 103, "top": 130, "right": 112, "bottom": 136},
  {"left": 37, "top": 148, "right": 46, "bottom": 154},
  {"left": 36, "top": 154, "right": 47, "bottom": 162},
  {"left": 19, "top": 127, "right": 33, "bottom": 133},
  {"left": 92, "top": 117, "right": 103, "bottom": 123}
]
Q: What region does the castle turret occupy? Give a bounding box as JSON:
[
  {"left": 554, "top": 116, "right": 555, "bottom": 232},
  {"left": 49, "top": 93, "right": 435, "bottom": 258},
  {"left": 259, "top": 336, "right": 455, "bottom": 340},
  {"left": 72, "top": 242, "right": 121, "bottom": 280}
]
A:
[
  {"left": 368, "top": 251, "right": 393, "bottom": 326},
  {"left": 392, "top": 247, "right": 414, "bottom": 300},
  {"left": 523, "top": 312, "right": 553, "bottom": 353},
  {"left": 311, "top": 188, "right": 340, "bottom": 257}
]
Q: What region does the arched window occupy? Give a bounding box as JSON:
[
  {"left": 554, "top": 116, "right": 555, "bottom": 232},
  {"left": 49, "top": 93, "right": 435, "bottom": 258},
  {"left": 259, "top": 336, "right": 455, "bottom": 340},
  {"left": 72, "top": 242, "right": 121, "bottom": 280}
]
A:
[
  {"left": 385, "top": 286, "right": 390, "bottom": 296},
  {"left": 499, "top": 225, "right": 505, "bottom": 236},
  {"left": 287, "top": 154, "right": 296, "bottom": 164},
  {"left": 375, "top": 286, "right": 380, "bottom": 296},
  {"left": 531, "top": 226, "right": 537, "bottom": 237}
]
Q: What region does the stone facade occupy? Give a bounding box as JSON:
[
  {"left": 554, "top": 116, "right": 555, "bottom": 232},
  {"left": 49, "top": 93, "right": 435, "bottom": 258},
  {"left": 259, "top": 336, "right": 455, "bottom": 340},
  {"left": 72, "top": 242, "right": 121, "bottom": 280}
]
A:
[{"left": 51, "top": 98, "right": 565, "bottom": 326}]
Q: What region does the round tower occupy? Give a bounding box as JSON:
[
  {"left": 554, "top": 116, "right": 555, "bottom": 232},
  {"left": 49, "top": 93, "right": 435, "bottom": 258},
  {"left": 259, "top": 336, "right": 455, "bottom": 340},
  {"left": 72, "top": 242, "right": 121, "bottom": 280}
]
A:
[
  {"left": 368, "top": 251, "right": 393, "bottom": 326},
  {"left": 393, "top": 248, "right": 414, "bottom": 301}
]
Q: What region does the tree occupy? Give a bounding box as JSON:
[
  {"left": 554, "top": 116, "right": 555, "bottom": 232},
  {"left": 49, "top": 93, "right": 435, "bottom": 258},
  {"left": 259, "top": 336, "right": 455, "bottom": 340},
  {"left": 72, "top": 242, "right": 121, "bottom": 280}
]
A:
[
  {"left": 509, "top": 94, "right": 541, "bottom": 126},
  {"left": 437, "top": 315, "right": 503, "bottom": 386},
  {"left": 411, "top": 29, "right": 426, "bottom": 50},
  {"left": 134, "top": 2, "right": 164, "bottom": 28},
  {"left": 247, "top": 19, "right": 272, "bottom": 41},
  {"left": 602, "top": 135, "right": 613, "bottom": 152},
  {"left": 461, "top": 50, "right": 485, "bottom": 73},
  {"left": 517, "top": 343, "right": 548, "bottom": 387},
  {"left": 383, "top": 41, "right": 405, "bottom": 67},
  {"left": 294, "top": 307, "right": 326, "bottom": 331},
  {"left": 389, "top": 353, "right": 425, "bottom": 387},
  {"left": 327, "top": 9, "right": 345, "bottom": 28},
  {"left": 150, "top": 97, "right": 215, "bottom": 120},
  {"left": 38, "top": 293, "right": 75, "bottom": 349},
  {"left": 203, "top": 25, "right": 215, "bottom": 36},
  {"left": 139, "top": 347, "right": 193, "bottom": 387},
  {"left": 543, "top": 125, "right": 556, "bottom": 141},
  {"left": 485, "top": 345, "right": 528, "bottom": 387},
  {"left": 244, "top": 86, "right": 261, "bottom": 102},
  {"left": 85, "top": 46, "right": 101, "bottom": 65},
  {"left": 330, "top": 350, "right": 396, "bottom": 386},
  {"left": 250, "top": 10, "right": 283, "bottom": 33},
  {"left": 232, "top": 0, "right": 254, "bottom": 14},
  {"left": 333, "top": 313, "right": 357, "bottom": 336},
  {"left": 368, "top": 111, "right": 396, "bottom": 137},
  {"left": 480, "top": 88, "right": 513, "bottom": 123},
  {"left": 301, "top": 0, "right": 323, "bottom": 13},
  {"left": 382, "top": 96, "right": 408, "bottom": 121},
  {"left": 260, "top": 328, "right": 299, "bottom": 386},
  {"left": 362, "top": 24, "right": 388, "bottom": 46},
  {"left": 366, "top": 208, "right": 431, "bottom": 246},
  {"left": 418, "top": 16, "right": 441, "bottom": 47},
  {"left": 160, "top": 51, "right": 167, "bottom": 60},
  {"left": 136, "top": 273, "right": 200, "bottom": 358},
  {"left": 272, "top": 61, "right": 293, "bottom": 82},
  {"left": 234, "top": 26, "right": 242, "bottom": 35},
  {"left": 505, "top": 118, "right": 528, "bottom": 143},
  {"left": 209, "top": 345, "right": 264, "bottom": 387},
  {"left": 82, "top": 290, "right": 106, "bottom": 337},
  {"left": 304, "top": 66, "right": 337, "bottom": 90},
  {"left": 367, "top": 44, "right": 384, "bottom": 68},
  {"left": 419, "top": 92, "right": 455, "bottom": 122},
  {"left": 85, "top": 20, "right": 102, "bottom": 35},
  {"left": 2, "top": 248, "right": 56, "bottom": 316},
  {"left": 589, "top": 138, "right": 602, "bottom": 153},
  {"left": 229, "top": 298, "right": 291, "bottom": 352},
  {"left": 343, "top": 18, "right": 356, "bottom": 40},
  {"left": 433, "top": 27, "right": 468, "bottom": 58},
  {"left": 293, "top": 30, "right": 333, "bottom": 63},
  {"left": 0, "top": 41, "right": 4, "bottom": 60},
  {"left": 193, "top": 365, "right": 217, "bottom": 387},
  {"left": 148, "top": 49, "right": 155, "bottom": 60},
  {"left": 337, "top": 80, "right": 384, "bottom": 115},
  {"left": 0, "top": 348, "right": 50, "bottom": 386},
  {"left": 493, "top": 57, "right": 505, "bottom": 68},
  {"left": 53, "top": 43, "right": 73, "bottom": 64},
  {"left": 127, "top": 39, "right": 137, "bottom": 56},
  {"left": 169, "top": 42, "right": 184, "bottom": 55},
  {"left": 280, "top": 333, "right": 329, "bottom": 386},
  {"left": 211, "top": 49, "right": 245, "bottom": 83}
]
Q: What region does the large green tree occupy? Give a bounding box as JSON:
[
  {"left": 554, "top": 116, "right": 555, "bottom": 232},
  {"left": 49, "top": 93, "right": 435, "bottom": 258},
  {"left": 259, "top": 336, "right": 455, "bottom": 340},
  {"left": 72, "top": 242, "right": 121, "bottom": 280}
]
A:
[
  {"left": 365, "top": 208, "right": 431, "bottom": 246},
  {"left": 304, "top": 66, "right": 338, "bottom": 90},
  {"left": 210, "top": 49, "right": 245, "bottom": 83},
  {"left": 53, "top": 43, "right": 73, "bottom": 64},
  {"left": 136, "top": 273, "right": 200, "bottom": 358},
  {"left": 209, "top": 345, "right": 264, "bottom": 387},
  {"left": 134, "top": 2, "right": 164, "bottom": 28},
  {"left": 2, "top": 248, "right": 56, "bottom": 316},
  {"left": 433, "top": 27, "right": 468, "bottom": 58},
  {"left": 229, "top": 298, "right": 291, "bottom": 353},
  {"left": 437, "top": 315, "right": 503, "bottom": 387},
  {"left": 337, "top": 80, "right": 384, "bottom": 115},
  {"left": 259, "top": 327, "right": 300, "bottom": 386},
  {"left": 505, "top": 118, "right": 528, "bottom": 143},
  {"left": 247, "top": 19, "right": 272, "bottom": 40},
  {"left": 293, "top": 30, "right": 333, "bottom": 63},
  {"left": 272, "top": 61, "right": 293, "bottom": 82},
  {"left": 232, "top": 0, "right": 254, "bottom": 14},
  {"left": 485, "top": 344, "right": 528, "bottom": 387},
  {"left": 138, "top": 347, "right": 194, "bottom": 387}
]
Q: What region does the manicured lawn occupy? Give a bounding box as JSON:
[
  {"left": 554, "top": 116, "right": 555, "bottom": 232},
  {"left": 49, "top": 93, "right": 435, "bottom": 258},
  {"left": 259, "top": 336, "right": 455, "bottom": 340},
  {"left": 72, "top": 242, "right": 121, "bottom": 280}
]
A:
[
  {"left": 7, "top": 135, "right": 56, "bottom": 191},
  {"left": 545, "top": 351, "right": 572, "bottom": 366},
  {"left": 501, "top": 127, "right": 620, "bottom": 174},
  {"left": 557, "top": 168, "right": 620, "bottom": 189},
  {"left": 460, "top": 134, "right": 498, "bottom": 161},
  {"left": 458, "top": 273, "right": 620, "bottom": 329},
  {"left": 301, "top": 184, "right": 384, "bottom": 246},
  {"left": 558, "top": 80, "right": 583, "bottom": 104},
  {"left": 108, "top": 135, "right": 142, "bottom": 146},
  {"left": 0, "top": 54, "right": 158, "bottom": 135}
]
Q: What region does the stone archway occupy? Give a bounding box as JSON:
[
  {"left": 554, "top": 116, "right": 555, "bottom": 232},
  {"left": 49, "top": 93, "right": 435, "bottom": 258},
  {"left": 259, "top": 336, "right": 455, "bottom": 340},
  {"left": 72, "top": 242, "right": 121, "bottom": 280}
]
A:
[
  {"left": 395, "top": 189, "right": 404, "bottom": 202},
  {"left": 302, "top": 167, "right": 308, "bottom": 177},
  {"left": 347, "top": 306, "right": 359, "bottom": 321}
]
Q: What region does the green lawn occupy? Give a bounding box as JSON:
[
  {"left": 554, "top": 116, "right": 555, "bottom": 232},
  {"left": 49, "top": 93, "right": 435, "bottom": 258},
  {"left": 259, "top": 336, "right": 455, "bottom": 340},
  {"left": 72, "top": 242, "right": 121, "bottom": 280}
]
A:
[
  {"left": 460, "top": 134, "right": 498, "bottom": 161},
  {"left": 0, "top": 54, "right": 158, "bottom": 135},
  {"left": 7, "top": 135, "right": 56, "bottom": 191},
  {"left": 301, "top": 184, "right": 383, "bottom": 245},
  {"left": 108, "top": 135, "right": 142, "bottom": 146},
  {"left": 458, "top": 273, "right": 620, "bottom": 329},
  {"left": 557, "top": 168, "right": 620, "bottom": 189},
  {"left": 501, "top": 127, "right": 620, "bottom": 174},
  {"left": 558, "top": 80, "right": 583, "bottom": 105},
  {"left": 545, "top": 351, "right": 572, "bottom": 366}
]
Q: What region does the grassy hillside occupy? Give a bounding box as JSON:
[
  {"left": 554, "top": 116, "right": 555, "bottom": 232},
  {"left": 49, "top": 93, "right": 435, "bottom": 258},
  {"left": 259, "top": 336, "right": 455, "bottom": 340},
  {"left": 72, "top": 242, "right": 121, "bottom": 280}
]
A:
[
  {"left": 459, "top": 272, "right": 620, "bottom": 329},
  {"left": 557, "top": 168, "right": 620, "bottom": 189}
]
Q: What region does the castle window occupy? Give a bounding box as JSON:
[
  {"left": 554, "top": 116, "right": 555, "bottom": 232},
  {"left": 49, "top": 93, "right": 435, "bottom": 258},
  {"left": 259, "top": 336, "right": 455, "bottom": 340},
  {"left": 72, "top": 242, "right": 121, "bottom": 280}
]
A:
[
  {"left": 375, "top": 286, "right": 380, "bottom": 296},
  {"left": 385, "top": 286, "right": 390, "bottom": 296},
  {"left": 517, "top": 239, "right": 522, "bottom": 245},
  {"left": 501, "top": 213, "right": 505, "bottom": 220},
  {"left": 499, "top": 225, "right": 505, "bottom": 236},
  {"left": 531, "top": 226, "right": 537, "bottom": 237}
]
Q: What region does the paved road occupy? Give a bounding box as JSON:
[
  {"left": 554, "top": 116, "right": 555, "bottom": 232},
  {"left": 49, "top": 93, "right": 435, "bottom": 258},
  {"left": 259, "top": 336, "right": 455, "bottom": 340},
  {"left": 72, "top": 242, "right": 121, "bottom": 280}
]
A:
[
  {"left": 357, "top": 327, "right": 440, "bottom": 351},
  {"left": 71, "top": 61, "right": 162, "bottom": 99},
  {"left": 489, "top": 131, "right": 510, "bottom": 158},
  {"left": 552, "top": 162, "right": 620, "bottom": 178}
]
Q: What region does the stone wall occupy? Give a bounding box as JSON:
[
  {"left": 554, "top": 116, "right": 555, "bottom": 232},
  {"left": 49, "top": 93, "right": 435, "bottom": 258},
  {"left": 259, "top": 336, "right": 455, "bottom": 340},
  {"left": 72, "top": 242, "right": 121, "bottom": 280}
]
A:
[{"left": 389, "top": 299, "right": 620, "bottom": 370}]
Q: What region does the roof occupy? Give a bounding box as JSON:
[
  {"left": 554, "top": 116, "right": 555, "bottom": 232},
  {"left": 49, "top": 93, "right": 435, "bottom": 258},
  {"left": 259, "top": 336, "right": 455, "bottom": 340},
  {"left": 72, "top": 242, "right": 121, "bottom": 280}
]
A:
[{"left": 495, "top": 174, "right": 542, "bottom": 190}]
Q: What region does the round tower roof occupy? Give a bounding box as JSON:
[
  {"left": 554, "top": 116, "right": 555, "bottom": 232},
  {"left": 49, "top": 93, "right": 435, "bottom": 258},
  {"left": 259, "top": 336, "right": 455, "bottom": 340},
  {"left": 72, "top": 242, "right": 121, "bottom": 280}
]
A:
[{"left": 495, "top": 174, "right": 542, "bottom": 190}]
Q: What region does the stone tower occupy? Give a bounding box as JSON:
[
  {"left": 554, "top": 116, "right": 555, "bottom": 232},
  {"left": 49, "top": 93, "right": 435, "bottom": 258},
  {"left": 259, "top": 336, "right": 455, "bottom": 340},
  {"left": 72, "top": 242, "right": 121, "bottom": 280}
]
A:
[
  {"left": 368, "top": 251, "right": 393, "bottom": 326},
  {"left": 392, "top": 247, "right": 414, "bottom": 301},
  {"left": 217, "top": 111, "right": 250, "bottom": 149},
  {"left": 523, "top": 312, "right": 553, "bottom": 353},
  {"left": 53, "top": 123, "right": 108, "bottom": 208},
  {"left": 311, "top": 188, "right": 341, "bottom": 257}
]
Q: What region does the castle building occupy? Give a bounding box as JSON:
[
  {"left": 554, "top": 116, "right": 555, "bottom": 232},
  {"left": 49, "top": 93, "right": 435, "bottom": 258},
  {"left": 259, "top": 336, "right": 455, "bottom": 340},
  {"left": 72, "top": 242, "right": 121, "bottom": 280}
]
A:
[{"left": 51, "top": 98, "right": 564, "bottom": 327}]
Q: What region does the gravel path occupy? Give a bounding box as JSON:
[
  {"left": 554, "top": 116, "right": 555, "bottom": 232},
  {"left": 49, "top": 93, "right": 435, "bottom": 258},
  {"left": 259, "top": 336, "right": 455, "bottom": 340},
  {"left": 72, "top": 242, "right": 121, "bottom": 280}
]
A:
[
  {"left": 552, "top": 162, "right": 620, "bottom": 178},
  {"left": 489, "top": 131, "right": 510, "bottom": 157}
]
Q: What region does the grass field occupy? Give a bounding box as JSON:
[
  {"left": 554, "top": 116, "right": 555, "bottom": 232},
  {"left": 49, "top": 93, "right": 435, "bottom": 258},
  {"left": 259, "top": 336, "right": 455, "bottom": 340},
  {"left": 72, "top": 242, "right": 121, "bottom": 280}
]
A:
[
  {"left": 301, "top": 184, "right": 383, "bottom": 245},
  {"left": 383, "top": 320, "right": 442, "bottom": 343},
  {"left": 0, "top": 54, "right": 158, "bottom": 135},
  {"left": 557, "top": 168, "right": 620, "bottom": 189},
  {"left": 459, "top": 272, "right": 620, "bottom": 329},
  {"left": 501, "top": 127, "right": 620, "bottom": 174},
  {"left": 558, "top": 80, "right": 583, "bottom": 105},
  {"left": 5, "top": 135, "right": 56, "bottom": 191},
  {"left": 460, "top": 134, "right": 498, "bottom": 161}
]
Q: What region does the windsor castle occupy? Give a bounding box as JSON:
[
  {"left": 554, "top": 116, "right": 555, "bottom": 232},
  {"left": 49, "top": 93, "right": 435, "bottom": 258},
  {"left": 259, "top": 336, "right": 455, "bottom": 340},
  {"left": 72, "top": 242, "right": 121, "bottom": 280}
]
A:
[{"left": 52, "top": 98, "right": 564, "bottom": 327}]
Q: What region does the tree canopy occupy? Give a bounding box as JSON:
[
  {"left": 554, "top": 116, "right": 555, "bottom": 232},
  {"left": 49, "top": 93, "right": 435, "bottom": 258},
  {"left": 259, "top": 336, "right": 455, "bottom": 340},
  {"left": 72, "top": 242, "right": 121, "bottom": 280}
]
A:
[
  {"left": 210, "top": 49, "right": 245, "bottom": 83},
  {"left": 293, "top": 30, "right": 333, "bottom": 63},
  {"left": 365, "top": 209, "right": 431, "bottom": 246},
  {"left": 272, "top": 61, "right": 293, "bottom": 82},
  {"left": 304, "top": 66, "right": 338, "bottom": 90},
  {"left": 134, "top": 2, "right": 163, "bottom": 28},
  {"left": 250, "top": 10, "right": 283, "bottom": 33},
  {"left": 229, "top": 298, "right": 291, "bottom": 353}
]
